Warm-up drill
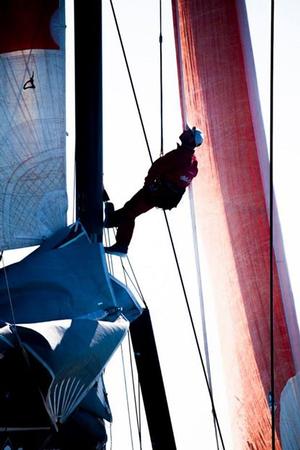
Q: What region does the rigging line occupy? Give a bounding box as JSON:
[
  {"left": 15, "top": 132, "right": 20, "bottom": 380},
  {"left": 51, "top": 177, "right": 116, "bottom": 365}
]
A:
[
  {"left": 162, "top": 209, "right": 226, "bottom": 450},
  {"left": 269, "top": 1, "right": 275, "bottom": 449},
  {"left": 110, "top": 243, "right": 146, "bottom": 448},
  {"left": 159, "top": 0, "right": 164, "bottom": 156},
  {"left": 104, "top": 228, "right": 114, "bottom": 275},
  {"left": 38, "top": 431, "right": 54, "bottom": 450},
  {"left": 109, "top": 0, "right": 224, "bottom": 445},
  {"left": 2, "top": 58, "right": 43, "bottom": 153},
  {"left": 21, "top": 3, "right": 51, "bottom": 79},
  {"left": 127, "top": 334, "right": 142, "bottom": 449},
  {"left": 1, "top": 254, "right": 22, "bottom": 346},
  {"left": 120, "top": 344, "right": 135, "bottom": 450},
  {"left": 138, "top": 382, "right": 141, "bottom": 447},
  {"left": 188, "top": 187, "right": 220, "bottom": 450},
  {"left": 172, "top": 2, "right": 220, "bottom": 446},
  {"left": 109, "top": 0, "right": 153, "bottom": 164},
  {"left": 108, "top": 222, "right": 148, "bottom": 307},
  {"left": 109, "top": 422, "right": 113, "bottom": 450},
  {"left": 72, "top": 158, "right": 77, "bottom": 224},
  {"left": 117, "top": 249, "right": 144, "bottom": 447},
  {"left": 20, "top": 6, "right": 65, "bottom": 149},
  {"left": 120, "top": 259, "right": 148, "bottom": 309},
  {"left": 106, "top": 244, "right": 144, "bottom": 446},
  {"left": 1, "top": 255, "right": 55, "bottom": 432}
]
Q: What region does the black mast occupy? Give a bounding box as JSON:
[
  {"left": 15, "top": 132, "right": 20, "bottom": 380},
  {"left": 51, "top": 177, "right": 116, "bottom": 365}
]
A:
[
  {"left": 74, "top": 1, "right": 176, "bottom": 448},
  {"left": 130, "top": 310, "right": 177, "bottom": 449},
  {"left": 74, "top": 0, "right": 103, "bottom": 241}
]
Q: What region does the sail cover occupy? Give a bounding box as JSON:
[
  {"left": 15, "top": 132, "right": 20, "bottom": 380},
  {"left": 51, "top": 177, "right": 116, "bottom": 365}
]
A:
[
  {"left": 0, "top": 0, "right": 67, "bottom": 250},
  {"left": 172, "top": 0, "right": 299, "bottom": 448}
]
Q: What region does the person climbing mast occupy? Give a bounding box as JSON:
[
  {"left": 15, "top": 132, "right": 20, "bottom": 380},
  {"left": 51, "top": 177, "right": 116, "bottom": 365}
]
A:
[{"left": 104, "top": 126, "right": 204, "bottom": 256}]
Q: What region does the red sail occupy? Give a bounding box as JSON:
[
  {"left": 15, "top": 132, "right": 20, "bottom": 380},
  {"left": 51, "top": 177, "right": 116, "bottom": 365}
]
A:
[
  {"left": 172, "top": 0, "right": 298, "bottom": 448},
  {"left": 0, "top": 0, "right": 59, "bottom": 53}
]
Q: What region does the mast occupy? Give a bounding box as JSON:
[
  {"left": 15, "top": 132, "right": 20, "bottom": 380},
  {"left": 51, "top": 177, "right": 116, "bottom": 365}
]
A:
[
  {"left": 74, "top": 1, "right": 176, "bottom": 447},
  {"left": 130, "top": 309, "right": 177, "bottom": 449},
  {"left": 74, "top": 0, "right": 103, "bottom": 241}
]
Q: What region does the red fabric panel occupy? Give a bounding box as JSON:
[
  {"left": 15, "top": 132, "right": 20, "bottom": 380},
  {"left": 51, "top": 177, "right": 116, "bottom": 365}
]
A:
[
  {"left": 172, "top": 0, "right": 295, "bottom": 448},
  {"left": 0, "top": 0, "right": 59, "bottom": 53}
]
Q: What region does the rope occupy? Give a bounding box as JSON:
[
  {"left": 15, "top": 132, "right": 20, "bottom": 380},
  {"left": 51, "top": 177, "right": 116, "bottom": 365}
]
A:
[
  {"left": 172, "top": 1, "right": 221, "bottom": 447},
  {"left": 109, "top": 422, "right": 113, "bottom": 450},
  {"left": 0, "top": 254, "right": 54, "bottom": 433},
  {"left": 188, "top": 187, "right": 220, "bottom": 450},
  {"left": 110, "top": 2, "right": 225, "bottom": 447},
  {"left": 104, "top": 228, "right": 114, "bottom": 275},
  {"left": 138, "top": 383, "right": 142, "bottom": 449},
  {"left": 121, "top": 258, "right": 148, "bottom": 308},
  {"left": 159, "top": 0, "right": 164, "bottom": 156},
  {"left": 105, "top": 226, "right": 146, "bottom": 447},
  {"left": 128, "top": 334, "right": 142, "bottom": 449},
  {"left": 269, "top": 1, "right": 275, "bottom": 448},
  {"left": 120, "top": 344, "right": 135, "bottom": 450},
  {"left": 109, "top": 0, "right": 153, "bottom": 164},
  {"left": 1, "top": 254, "right": 24, "bottom": 347},
  {"left": 163, "top": 210, "right": 225, "bottom": 449},
  {"left": 104, "top": 226, "right": 148, "bottom": 308}
]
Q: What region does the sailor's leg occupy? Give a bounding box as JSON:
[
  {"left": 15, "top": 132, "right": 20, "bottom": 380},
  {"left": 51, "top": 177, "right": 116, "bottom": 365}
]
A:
[
  {"left": 113, "top": 189, "right": 154, "bottom": 249},
  {"left": 122, "top": 188, "right": 155, "bottom": 218},
  {"left": 105, "top": 189, "right": 153, "bottom": 226}
]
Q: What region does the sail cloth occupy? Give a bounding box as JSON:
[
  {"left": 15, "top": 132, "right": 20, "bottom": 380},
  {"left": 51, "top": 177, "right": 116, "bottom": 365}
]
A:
[
  {"left": 0, "top": 223, "right": 143, "bottom": 323},
  {"left": 0, "top": 317, "right": 128, "bottom": 425},
  {"left": 172, "top": 0, "right": 299, "bottom": 448},
  {"left": 0, "top": 222, "right": 143, "bottom": 445},
  {"left": 0, "top": 0, "right": 67, "bottom": 250},
  {"left": 280, "top": 372, "right": 300, "bottom": 448}
]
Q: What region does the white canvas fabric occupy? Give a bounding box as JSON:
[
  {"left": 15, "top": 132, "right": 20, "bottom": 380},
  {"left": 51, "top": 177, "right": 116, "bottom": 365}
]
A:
[{"left": 0, "top": 3, "right": 67, "bottom": 250}]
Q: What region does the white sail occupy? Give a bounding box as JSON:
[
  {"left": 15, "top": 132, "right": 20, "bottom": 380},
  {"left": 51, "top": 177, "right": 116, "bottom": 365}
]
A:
[{"left": 0, "top": 0, "right": 67, "bottom": 250}]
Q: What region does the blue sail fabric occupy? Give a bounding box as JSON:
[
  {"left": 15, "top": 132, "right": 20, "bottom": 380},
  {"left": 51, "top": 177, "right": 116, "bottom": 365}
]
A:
[
  {"left": 0, "top": 222, "right": 143, "bottom": 438},
  {"left": 0, "top": 223, "right": 143, "bottom": 323},
  {"left": 0, "top": 316, "right": 128, "bottom": 424},
  {"left": 80, "top": 374, "right": 112, "bottom": 422}
]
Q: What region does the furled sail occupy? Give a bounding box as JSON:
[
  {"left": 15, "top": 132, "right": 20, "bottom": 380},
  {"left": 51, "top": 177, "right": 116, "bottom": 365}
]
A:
[
  {"left": 0, "top": 317, "right": 128, "bottom": 424},
  {"left": 0, "top": 223, "right": 143, "bottom": 323},
  {"left": 0, "top": 1, "right": 145, "bottom": 449},
  {"left": 0, "top": 0, "right": 67, "bottom": 250},
  {"left": 0, "top": 316, "right": 128, "bottom": 449},
  {"left": 172, "top": 0, "right": 300, "bottom": 448},
  {"left": 0, "top": 223, "right": 143, "bottom": 448}
]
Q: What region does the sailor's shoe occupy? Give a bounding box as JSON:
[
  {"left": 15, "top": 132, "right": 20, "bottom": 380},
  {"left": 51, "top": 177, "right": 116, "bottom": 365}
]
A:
[{"left": 104, "top": 243, "right": 128, "bottom": 257}]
